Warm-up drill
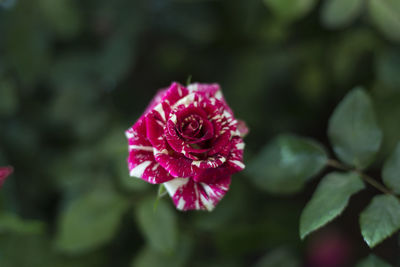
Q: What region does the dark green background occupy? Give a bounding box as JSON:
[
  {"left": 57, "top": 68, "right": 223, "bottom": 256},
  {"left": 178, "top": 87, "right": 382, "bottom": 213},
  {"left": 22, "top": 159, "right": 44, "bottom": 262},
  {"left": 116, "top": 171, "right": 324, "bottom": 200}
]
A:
[{"left": 0, "top": 0, "right": 399, "bottom": 266}]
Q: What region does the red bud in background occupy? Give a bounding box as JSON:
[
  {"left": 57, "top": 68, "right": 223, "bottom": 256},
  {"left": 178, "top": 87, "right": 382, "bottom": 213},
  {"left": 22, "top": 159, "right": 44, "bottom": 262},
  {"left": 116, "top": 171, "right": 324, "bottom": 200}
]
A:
[
  {"left": 307, "top": 229, "right": 352, "bottom": 267},
  {"left": 0, "top": 166, "right": 13, "bottom": 187}
]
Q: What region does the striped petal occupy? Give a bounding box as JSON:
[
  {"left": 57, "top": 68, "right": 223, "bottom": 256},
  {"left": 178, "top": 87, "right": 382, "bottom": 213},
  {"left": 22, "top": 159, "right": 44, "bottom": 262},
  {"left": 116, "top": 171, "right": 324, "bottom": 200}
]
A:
[
  {"left": 193, "top": 137, "right": 245, "bottom": 183},
  {"left": 237, "top": 120, "right": 249, "bottom": 138},
  {"left": 154, "top": 149, "right": 199, "bottom": 178},
  {"left": 163, "top": 176, "right": 231, "bottom": 211},
  {"left": 143, "top": 89, "right": 167, "bottom": 115},
  {"left": 188, "top": 83, "right": 234, "bottom": 114},
  {"left": 226, "top": 137, "right": 246, "bottom": 172},
  {"left": 126, "top": 117, "right": 174, "bottom": 184}
]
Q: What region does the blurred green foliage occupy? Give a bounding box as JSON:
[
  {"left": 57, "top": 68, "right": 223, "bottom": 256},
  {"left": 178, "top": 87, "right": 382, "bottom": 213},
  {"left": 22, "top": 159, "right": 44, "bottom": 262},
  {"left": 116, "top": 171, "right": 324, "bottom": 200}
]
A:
[
  {"left": 248, "top": 134, "right": 328, "bottom": 194},
  {"left": 356, "top": 254, "right": 392, "bottom": 267},
  {"left": 328, "top": 87, "right": 382, "bottom": 170},
  {"left": 0, "top": 0, "right": 400, "bottom": 266},
  {"left": 254, "top": 88, "right": 400, "bottom": 252}
]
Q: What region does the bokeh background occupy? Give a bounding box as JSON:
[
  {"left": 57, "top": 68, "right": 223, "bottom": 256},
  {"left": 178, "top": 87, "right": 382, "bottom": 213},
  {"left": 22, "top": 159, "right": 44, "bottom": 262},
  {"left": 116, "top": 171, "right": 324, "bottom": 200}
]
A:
[{"left": 0, "top": 0, "right": 400, "bottom": 266}]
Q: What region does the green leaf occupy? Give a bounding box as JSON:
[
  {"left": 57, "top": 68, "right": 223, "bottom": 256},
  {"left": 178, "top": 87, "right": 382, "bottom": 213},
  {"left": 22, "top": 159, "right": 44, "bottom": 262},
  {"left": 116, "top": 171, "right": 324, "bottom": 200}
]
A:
[
  {"left": 263, "top": 0, "right": 317, "bottom": 22},
  {"left": 356, "top": 254, "right": 392, "bottom": 267},
  {"left": 0, "top": 0, "right": 16, "bottom": 9},
  {"left": 328, "top": 87, "right": 382, "bottom": 169},
  {"left": 248, "top": 134, "right": 328, "bottom": 194},
  {"left": 0, "top": 77, "right": 18, "bottom": 116},
  {"left": 331, "top": 29, "right": 376, "bottom": 86},
  {"left": 368, "top": 0, "right": 400, "bottom": 42},
  {"left": 55, "top": 184, "right": 130, "bottom": 253},
  {"left": 382, "top": 142, "right": 400, "bottom": 194},
  {"left": 4, "top": 1, "right": 51, "bottom": 86},
  {"left": 0, "top": 213, "right": 44, "bottom": 235},
  {"left": 0, "top": 234, "right": 106, "bottom": 267},
  {"left": 300, "top": 172, "right": 365, "bottom": 239},
  {"left": 0, "top": 235, "right": 55, "bottom": 267},
  {"left": 320, "top": 0, "right": 364, "bottom": 28},
  {"left": 360, "top": 194, "right": 400, "bottom": 247},
  {"left": 131, "top": 235, "right": 192, "bottom": 267},
  {"left": 38, "top": 0, "right": 82, "bottom": 39},
  {"left": 254, "top": 247, "right": 300, "bottom": 267},
  {"left": 135, "top": 198, "right": 178, "bottom": 254},
  {"left": 376, "top": 50, "right": 400, "bottom": 88},
  {"left": 132, "top": 247, "right": 180, "bottom": 267}
]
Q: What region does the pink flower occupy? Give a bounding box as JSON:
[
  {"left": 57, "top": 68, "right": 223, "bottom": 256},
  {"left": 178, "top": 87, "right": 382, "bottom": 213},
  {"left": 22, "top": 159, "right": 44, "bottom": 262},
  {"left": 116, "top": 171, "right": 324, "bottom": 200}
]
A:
[
  {"left": 126, "top": 82, "right": 247, "bottom": 211},
  {"left": 0, "top": 166, "right": 13, "bottom": 187}
]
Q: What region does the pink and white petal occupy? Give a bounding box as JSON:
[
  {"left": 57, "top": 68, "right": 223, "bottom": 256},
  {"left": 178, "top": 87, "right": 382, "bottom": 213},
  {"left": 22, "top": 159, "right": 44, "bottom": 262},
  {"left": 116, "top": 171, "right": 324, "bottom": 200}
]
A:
[
  {"left": 205, "top": 98, "right": 236, "bottom": 134},
  {"left": 226, "top": 137, "right": 246, "bottom": 172},
  {"left": 237, "top": 120, "right": 249, "bottom": 138},
  {"left": 165, "top": 119, "right": 211, "bottom": 160},
  {"left": 165, "top": 104, "right": 214, "bottom": 156},
  {"left": 170, "top": 93, "right": 197, "bottom": 110},
  {"left": 156, "top": 133, "right": 227, "bottom": 173},
  {"left": 206, "top": 115, "right": 238, "bottom": 156},
  {"left": 126, "top": 117, "right": 174, "bottom": 184},
  {"left": 126, "top": 116, "right": 151, "bottom": 145},
  {"left": 144, "top": 89, "right": 168, "bottom": 115},
  {"left": 191, "top": 153, "right": 227, "bottom": 169},
  {"left": 144, "top": 81, "right": 187, "bottom": 117},
  {"left": 187, "top": 83, "right": 220, "bottom": 98},
  {"left": 127, "top": 151, "right": 174, "bottom": 184},
  {"left": 219, "top": 109, "right": 240, "bottom": 137},
  {"left": 154, "top": 149, "right": 199, "bottom": 178},
  {"left": 191, "top": 83, "right": 234, "bottom": 115},
  {"left": 207, "top": 131, "right": 231, "bottom": 156},
  {"left": 147, "top": 82, "right": 193, "bottom": 125},
  {"left": 126, "top": 117, "right": 154, "bottom": 154},
  {"left": 150, "top": 101, "right": 171, "bottom": 123},
  {"left": 160, "top": 82, "right": 189, "bottom": 111},
  {"left": 194, "top": 137, "right": 244, "bottom": 182},
  {"left": 192, "top": 165, "right": 232, "bottom": 184},
  {"left": 165, "top": 112, "right": 197, "bottom": 157},
  {"left": 145, "top": 113, "right": 166, "bottom": 150},
  {"left": 163, "top": 176, "right": 231, "bottom": 211},
  {"left": 192, "top": 138, "right": 244, "bottom": 184}
]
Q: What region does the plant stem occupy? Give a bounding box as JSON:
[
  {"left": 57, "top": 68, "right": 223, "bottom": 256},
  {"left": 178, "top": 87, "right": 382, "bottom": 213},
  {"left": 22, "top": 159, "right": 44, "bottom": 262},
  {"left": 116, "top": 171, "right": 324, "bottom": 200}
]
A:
[
  {"left": 357, "top": 172, "right": 393, "bottom": 195},
  {"left": 326, "top": 159, "right": 349, "bottom": 172},
  {"left": 327, "top": 159, "right": 394, "bottom": 196}
]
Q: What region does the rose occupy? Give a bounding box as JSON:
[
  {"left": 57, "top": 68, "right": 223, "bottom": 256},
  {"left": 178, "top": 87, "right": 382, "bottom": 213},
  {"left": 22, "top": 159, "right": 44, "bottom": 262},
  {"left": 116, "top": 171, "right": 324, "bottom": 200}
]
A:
[
  {"left": 126, "top": 82, "right": 247, "bottom": 211},
  {"left": 0, "top": 166, "right": 13, "bottom": 187}
]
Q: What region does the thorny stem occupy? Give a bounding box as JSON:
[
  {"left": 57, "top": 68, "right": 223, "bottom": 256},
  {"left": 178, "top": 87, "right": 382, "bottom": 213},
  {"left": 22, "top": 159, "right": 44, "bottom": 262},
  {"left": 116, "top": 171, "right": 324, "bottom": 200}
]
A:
[{"left": 327, "top": 159, "right": 395, "bottom": 197}]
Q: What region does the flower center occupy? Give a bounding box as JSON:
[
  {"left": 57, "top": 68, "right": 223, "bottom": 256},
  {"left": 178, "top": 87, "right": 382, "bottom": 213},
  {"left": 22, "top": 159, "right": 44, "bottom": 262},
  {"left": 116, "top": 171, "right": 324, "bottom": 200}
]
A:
[
  {"left": 181, "top": 115, "right": 202, "bottom": 138},
  {"left": 165, "top": 103, "right": 217, "bottom": 160}
]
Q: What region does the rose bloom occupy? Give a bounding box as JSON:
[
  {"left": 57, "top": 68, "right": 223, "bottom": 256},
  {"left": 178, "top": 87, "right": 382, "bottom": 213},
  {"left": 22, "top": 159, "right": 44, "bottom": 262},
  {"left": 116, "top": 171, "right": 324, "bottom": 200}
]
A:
[
  {"left": 0, "top": 166, "right": 13, "bottom": 187},
  {"left": 126, "top": 82, "right": 247, "bottom": 211}
]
